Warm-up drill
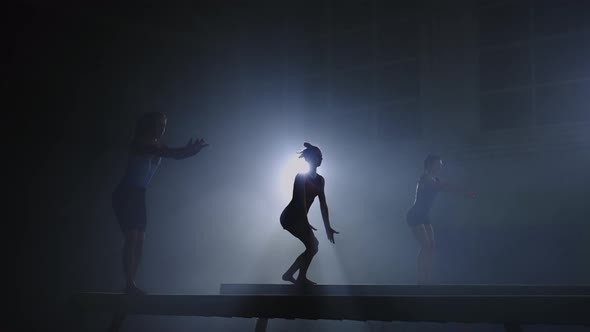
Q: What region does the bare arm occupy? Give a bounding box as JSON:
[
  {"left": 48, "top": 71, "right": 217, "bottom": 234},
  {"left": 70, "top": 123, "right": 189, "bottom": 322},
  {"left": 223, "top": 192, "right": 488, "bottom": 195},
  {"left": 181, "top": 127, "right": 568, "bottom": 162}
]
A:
[
  {"left": 318, "top": 192, "right": 330, "bottom": 229},
  {"left": 318, "top": 177, "right": 338, "bottom": 243},
  {"left": 133, "top": 138, "right": 208, "bottom": 160},
  {"left": 436, "top": 180, "right": 476, "bottom": 199}
]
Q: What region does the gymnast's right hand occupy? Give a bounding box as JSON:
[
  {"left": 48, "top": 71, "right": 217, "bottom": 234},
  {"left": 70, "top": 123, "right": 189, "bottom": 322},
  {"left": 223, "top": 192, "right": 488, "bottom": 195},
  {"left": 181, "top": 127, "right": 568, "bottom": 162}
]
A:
[
  {"left": 325, "top": 227, "right": 339, "bottom": 244},
  {"left": 185, "top": 137, "right": 208, "bottom": 154}
]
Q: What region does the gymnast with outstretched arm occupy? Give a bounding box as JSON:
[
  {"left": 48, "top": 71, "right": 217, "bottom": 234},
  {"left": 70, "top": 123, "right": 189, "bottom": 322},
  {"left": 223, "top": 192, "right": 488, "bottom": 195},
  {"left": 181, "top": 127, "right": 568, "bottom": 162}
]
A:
[{"left": 406, "top": 154, "right": 476, "bottom": 284}]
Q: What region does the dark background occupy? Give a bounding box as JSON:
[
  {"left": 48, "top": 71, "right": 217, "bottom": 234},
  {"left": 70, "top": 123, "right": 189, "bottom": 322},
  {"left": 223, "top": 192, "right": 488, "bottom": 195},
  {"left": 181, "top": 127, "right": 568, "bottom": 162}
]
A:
[{"left": 11, "top": 0, "right": 590, "bottom": 331}]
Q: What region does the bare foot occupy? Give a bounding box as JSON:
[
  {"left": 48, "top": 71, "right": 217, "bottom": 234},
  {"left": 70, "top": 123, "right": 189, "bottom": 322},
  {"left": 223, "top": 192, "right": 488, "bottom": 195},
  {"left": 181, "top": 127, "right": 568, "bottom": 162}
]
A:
[
  {"left": 125, "top": 284, "right": 146, "bottom": 296},
  {"left": 282, "top": 273, "right": 296, "bottom": 284},
  {"left": 295, "top": 277, "right": 317, "bottom": 286}
]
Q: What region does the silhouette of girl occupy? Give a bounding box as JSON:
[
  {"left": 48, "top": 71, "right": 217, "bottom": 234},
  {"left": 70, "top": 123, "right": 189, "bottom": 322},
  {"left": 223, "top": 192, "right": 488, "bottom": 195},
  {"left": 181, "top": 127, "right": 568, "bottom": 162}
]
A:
[
  {"left": 280, "top": 142, "right": 338, "bottom": 285},
  {"left": 111, "top": 112, "right": 207, "bottom": 294},
  {"left": 407, "top": 154, "right": 475, "bottom": 284}
]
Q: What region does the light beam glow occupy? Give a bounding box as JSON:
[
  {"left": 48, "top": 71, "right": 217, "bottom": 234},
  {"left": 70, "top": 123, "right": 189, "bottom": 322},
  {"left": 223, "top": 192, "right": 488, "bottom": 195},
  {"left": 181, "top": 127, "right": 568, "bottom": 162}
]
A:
[{"left": 279, "top": 155, "right": 309, "bottom": 201}]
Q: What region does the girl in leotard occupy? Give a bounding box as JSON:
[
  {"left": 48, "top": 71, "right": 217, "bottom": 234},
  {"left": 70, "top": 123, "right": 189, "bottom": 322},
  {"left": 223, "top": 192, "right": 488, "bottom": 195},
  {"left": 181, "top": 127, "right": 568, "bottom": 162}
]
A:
[
  {"left": 112, "top": 112, "right": 208, "bottom": 294},
  {"left": 280, "top": 143, "right": 339, "bottom": 285},
  {"left": 407, "top": 154, "right": 476, "bottom": 284}
]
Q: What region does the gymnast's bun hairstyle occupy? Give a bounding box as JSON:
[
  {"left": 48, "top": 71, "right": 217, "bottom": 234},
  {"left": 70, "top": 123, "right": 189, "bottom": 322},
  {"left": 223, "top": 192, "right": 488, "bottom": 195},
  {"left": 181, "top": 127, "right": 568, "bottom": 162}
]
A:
[
  {"left": 298, "top": 142, "right": 322, "bottom": 161},
  {"left": 424, "top": 154, "right": 442, "bottom": 170},
  {"left": 134, "top": 112, "right": 166, "bottom": 139}
]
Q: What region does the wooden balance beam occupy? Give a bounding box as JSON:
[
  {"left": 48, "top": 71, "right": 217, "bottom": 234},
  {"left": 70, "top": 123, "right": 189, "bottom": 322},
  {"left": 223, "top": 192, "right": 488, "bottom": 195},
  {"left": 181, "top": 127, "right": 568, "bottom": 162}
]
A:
[
  {"left": 71, "top": 284, "right": 590, "bottom": 332},
  {"left": 219, "top": 283, "right": 590, "bottom": 296},
  {"left": 218, "top": 283, "right": 590, "bottom": 331}
]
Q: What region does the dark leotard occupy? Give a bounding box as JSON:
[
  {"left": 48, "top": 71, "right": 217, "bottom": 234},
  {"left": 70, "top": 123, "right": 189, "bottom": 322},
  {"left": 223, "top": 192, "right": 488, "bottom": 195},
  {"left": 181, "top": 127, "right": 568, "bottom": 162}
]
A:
[
  {"left": 280, "top": 173, "right": 324, "bottom": 237},
  {"left": 112, "top": 141, "right": 161, "bottom": 232},
  {"left": 407, "top": 174, "right": 440, "bottom": 226}
]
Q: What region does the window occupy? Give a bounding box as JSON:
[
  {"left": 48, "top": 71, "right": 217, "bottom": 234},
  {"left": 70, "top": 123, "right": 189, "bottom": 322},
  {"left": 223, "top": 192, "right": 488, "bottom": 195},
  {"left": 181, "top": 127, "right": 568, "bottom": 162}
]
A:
[
  {"left": 478, "top": 0, "right": 590, "bottom": 129},
  {"left": 479, "top": 46, "right": 531, "bottom": 91},
  {"left": 376, "top": 61, "right": 419, "bottom": 102},
  {"left": 376, "top": 102, "right": 421, "bottom": 139},
  {"left": 480, "top": 90, "right": 532, "bottom": 130},
  {"left": 536, "top": 81, "right": 590, "bottom": 124},
  {"left": 283, "top": 0, "right": 422, "bottom": 140}
]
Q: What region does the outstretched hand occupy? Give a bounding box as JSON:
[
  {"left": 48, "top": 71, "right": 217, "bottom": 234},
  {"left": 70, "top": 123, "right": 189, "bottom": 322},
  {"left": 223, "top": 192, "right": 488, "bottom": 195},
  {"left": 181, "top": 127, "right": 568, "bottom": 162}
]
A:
[
  {"left": 326, "top": 227, "right": 339, "bottom": 244},
  {"left": 186, "top": 137, "right": 208, "bottom": 154}
]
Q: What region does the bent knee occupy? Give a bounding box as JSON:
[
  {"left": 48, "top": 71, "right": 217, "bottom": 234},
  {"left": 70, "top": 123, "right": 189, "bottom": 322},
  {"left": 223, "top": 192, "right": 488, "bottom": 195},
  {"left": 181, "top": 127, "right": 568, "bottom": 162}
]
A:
[
  {"left": 306, "top": 240, "right": 319, "bottom": 254},
  {"left": 310, "top": 244, "right": 319, "bottom": 255}
]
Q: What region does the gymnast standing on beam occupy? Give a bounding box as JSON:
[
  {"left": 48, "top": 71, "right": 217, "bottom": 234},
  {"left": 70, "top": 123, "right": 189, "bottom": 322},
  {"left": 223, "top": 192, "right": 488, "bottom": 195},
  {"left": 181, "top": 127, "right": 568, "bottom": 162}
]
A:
[
  {"left": 280, "top": 142, "right": 339, "bottom": 285},
  {"left": 111, "top": 112, "right": 208, "bottom": 295},
  {"left": 406, "top": 154, "right": 476, "bottom": 285}
]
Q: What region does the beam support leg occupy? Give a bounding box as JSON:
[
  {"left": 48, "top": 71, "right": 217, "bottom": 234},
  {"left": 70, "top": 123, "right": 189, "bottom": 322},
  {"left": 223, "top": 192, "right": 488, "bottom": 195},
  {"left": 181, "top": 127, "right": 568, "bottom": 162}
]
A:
[
  {"left": 109, "top": 313, "right": 126, "bottom": 332},
  {"left": 70, "top": 306, "right": 88, "bottom": 332},
  {"left": 504, "top": 323, "right": 523, "bottom": 332},
  {"left": 254, "top": 318, "right": 268, "bottom": 332}
]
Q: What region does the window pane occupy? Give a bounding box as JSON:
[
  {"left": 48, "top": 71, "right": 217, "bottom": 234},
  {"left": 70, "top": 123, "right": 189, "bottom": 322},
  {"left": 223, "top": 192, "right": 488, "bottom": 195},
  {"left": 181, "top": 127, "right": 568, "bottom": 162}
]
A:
[
  {"left": 478, "top": 1, "right": 530, "bottom": 47},
  {"left": 536, "top": 81, "right": 590, "bottom": 124},
  {"left": 289, "top": 72, "right": 331, "bottom": 113},
  {"left": 376, "top": 60, "right": 420, "bottom": 102},
  {"left": 534, "top": 0, "right": 590, "bottom": 37},
  {"left": 376, "top": 102, "right": 421, "bottom": 140},
  {"left": 332, "top": 0, "right": 372, "bottom": 30},
  {"left": 535, "top": 34, "right": 590, "bottom": 83},
  {"left": 287, "top": 0, "right": 330, "bottom": 37},
  {"left": 480, "top": 90, "right": 532, "bottom": 130},
  {"left": 332, "top": 27, "right": 374, "bottom": 69},
  {"left": 376, "top": 22, "right": 419, "bottom": 62},
  {"left": 480, "top": 46, "right": 531, "bottom": 91},
  {"left": 374, "top": 0, "right": 419, "bottom": 24},
  {"left": 332, "top": 67, "right": 375, "bottom": 109},
  {"left": 287, "top": 36, "right": 329, "bottom": 76}
]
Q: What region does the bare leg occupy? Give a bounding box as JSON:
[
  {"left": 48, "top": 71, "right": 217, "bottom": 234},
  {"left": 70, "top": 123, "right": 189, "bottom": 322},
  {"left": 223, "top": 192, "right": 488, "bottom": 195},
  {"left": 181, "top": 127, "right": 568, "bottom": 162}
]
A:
[
  {"left": 123, "top": 231, "right": 137, "bottom": 288},
  {"left": 282, "top": 254, "right": 304, "bottom": 283},
  {"left": 411, "top": 224, "right": 432, "bottom": 285},
  {"left": 296, "top": 234, "right": 319, "bottom": 285},
  {"left": 283, "top": 228, "right": 319, "bottom": 285},
  {"left": 131, "top": 232, "right": 145, "bottom": 287},
  {"left": 123, "top": 230, "right": 145, "bottom": 294},
  {"left": 424, "top": 224, "right": 435, "bottom": 283}
]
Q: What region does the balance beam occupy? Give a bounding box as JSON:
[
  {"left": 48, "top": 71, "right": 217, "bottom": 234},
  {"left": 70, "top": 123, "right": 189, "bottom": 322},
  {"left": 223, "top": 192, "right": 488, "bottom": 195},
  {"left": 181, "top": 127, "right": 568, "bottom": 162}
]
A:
[
  {"left": 219, "top": 283, "right": 590, "bottom": 296},
  {"left": 217, "top": 283, "right": 590, "bottom": 331},
  {"left": 71, "top": 289, "right": 590, "bottom": 332}
]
